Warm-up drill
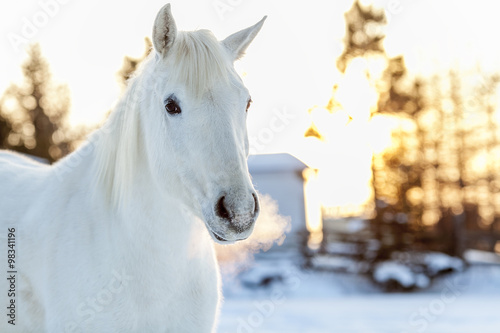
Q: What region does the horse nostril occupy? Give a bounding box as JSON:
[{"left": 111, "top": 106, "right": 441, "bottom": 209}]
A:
[
  {"left": 252, "top": 192, "right": 259, "bottom": 217},
  {"left": 215, "top": 196, "right": 231, "bottom": 221}
]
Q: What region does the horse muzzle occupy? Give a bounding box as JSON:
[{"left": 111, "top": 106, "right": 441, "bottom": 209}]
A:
[{"left": 205, "top": 190, "right": 260, "bottom": 244}]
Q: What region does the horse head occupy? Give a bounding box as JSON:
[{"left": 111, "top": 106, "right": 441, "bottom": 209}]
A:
[{"left": 142, "top": 4, "right": 265, "bottom": 243}]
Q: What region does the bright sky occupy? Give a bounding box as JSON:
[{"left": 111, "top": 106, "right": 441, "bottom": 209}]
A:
[
  {"left": 1, "top": 0, "right": 499, "bottom": 154},
  {"left": 1, "top": 1, "right": 499, "bottom": 193}
]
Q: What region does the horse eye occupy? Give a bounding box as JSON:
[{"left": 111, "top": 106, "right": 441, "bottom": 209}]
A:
[
  {"left": 246, "top": 98, "right": 252, "bottom": 112},
  {"left": 165, "top": 98, "right": 181, "bottom": 115}
]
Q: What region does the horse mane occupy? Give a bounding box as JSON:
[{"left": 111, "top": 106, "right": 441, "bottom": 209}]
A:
[
  {"left": 168, "top": 29, "right": 231, "bottom": 99},
  {"left": 92, "top": 74, "right": 144, "bottom": 211},
  {"left": 92, "top": 29, "right": 231, "bottom": 210}
]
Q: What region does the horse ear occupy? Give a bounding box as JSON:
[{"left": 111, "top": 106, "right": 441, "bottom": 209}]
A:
[
  {"left": 152, "top": 4, "right": 177, "bottom": 57},
  {"left": 222, "top": 16, "right": 267, "bottom": 61}
]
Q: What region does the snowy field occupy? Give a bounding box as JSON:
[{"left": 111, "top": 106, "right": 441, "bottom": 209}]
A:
[{"left": 218, "top": 259, "right": 500, "bottom": 333}]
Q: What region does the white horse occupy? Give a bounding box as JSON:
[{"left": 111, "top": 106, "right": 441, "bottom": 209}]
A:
[{"left": 0, "top": 4, "right": 265, "bottom": 332}]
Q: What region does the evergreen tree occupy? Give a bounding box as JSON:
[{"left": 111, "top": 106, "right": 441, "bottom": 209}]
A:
[
  {"left": 0, "top": 44, "right": 72, "bottom": 162},
  {"left": 117, "top": 38, "right": 152, "bottom": 89},
  {"left": 337, "top": 0, "right": 386, "bottom": 73}
]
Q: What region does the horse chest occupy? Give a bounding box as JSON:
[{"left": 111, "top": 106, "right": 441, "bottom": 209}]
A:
[{"left": 123, "top": 259, "right": 220, "bottom": 332}]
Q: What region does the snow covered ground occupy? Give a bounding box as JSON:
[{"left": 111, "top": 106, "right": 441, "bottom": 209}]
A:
[{"left": 218, "top": 258, "right": 500, "bottom": 333}]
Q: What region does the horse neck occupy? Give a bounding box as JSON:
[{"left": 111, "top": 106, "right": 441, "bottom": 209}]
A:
[{"left": 51, "top": 77, "right": 216, "bottom": 270}]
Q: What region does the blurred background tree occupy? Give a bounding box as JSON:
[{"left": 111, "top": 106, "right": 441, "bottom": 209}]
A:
[
  {"left": 0, "top": 114, "right": 11, "bottom": 146},
  {"left": 304, "top": 0, "right": 500, "bottom": 290},
  {"left": 116, "top": 37, "right": 152, "bottom": 89},
  {"left": 0, "top": 39, "right": 152, "bottom": 163},
  {"left": 336, "top": 0, "right": 386, "bottom": 74},
  {"left": 0, "top": 44, "right": 74, "bottom": 162}
]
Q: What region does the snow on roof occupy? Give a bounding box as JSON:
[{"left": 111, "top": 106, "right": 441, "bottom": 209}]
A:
[
  {"left": 248, "top": 153, "right": 308, "bottom": 174},
  {"left": 464, "top": 249, "right": 500, "bottom": 265},
  {"left": 424, "top": 252, "right": 464, "bottom": 275},
  {"left": 373, "top": 261, "right": 430, "bottom": 289}
]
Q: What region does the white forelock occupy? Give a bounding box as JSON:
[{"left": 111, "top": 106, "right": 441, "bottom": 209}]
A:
[{"left": 166, "top": 29, "right": 231, "bottom": 99}]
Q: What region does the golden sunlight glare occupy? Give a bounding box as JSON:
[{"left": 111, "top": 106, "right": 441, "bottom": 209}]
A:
[{"left": 302, "top": 57, "right": 399, "bottom": 236}]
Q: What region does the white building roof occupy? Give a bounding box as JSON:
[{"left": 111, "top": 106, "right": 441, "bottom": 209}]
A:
[{"left": 248, "top": 153, "right": 308, "bottom": 174}]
